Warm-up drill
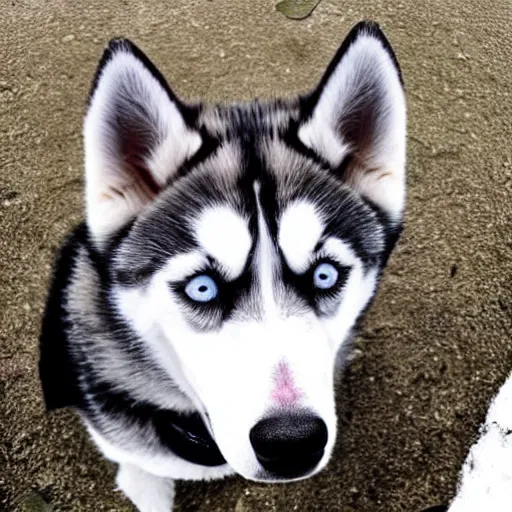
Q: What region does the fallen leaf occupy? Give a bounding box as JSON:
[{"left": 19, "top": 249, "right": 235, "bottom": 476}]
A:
[{"left": 276, "top": 0, "right": 322, "bottom": 20}]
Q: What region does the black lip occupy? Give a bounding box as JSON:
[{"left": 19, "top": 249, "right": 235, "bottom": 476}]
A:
[{"left": 157, "top": 409, "right": 226, "bottom": 466}]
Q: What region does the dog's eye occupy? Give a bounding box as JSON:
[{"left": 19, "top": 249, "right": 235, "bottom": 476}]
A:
[
  {"left": 313, "top": 263, "right": 338, "bottom": 290},
  {"left": 185, "top": 275, "right": 218, "bottom": 302}
]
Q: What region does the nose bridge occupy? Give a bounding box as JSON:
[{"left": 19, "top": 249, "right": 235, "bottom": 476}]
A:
[{"left": 271, "top": 359, "right": 303, "bottom": 407}]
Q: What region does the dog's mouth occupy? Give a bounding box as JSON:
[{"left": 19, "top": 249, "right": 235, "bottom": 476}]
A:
[{"left": 160, "top": 409, "right": 226, "bottom": 466}]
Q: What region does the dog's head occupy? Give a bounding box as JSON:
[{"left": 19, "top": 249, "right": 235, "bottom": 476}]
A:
[{"left": 84, "top": 21, "right": 406, "bottom": 481}]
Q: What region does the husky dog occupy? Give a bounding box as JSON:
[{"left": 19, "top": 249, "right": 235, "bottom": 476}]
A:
[{"left": 39, "top": 21, "right": 406, "bottom": 511}]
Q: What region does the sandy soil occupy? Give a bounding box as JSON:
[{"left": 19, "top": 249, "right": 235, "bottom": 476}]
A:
[{"left": 1, "top": 0, "right": 511, "bottom": 510}]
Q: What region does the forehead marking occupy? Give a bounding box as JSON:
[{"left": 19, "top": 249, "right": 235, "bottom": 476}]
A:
[
  {"left": 322, "top": 237, "right": 360, "bottom": 267},
  {"left": 254, "top": 182, "right": 279, "bottom": 320},
  {"left": 194, "top": 205, "right": 251, "bottom": 280},
  {"left": 278, "top": 201, "right": 324, "bottom": 273},
  {"left": 160, "top": 251, "right": 206, "bottom": 281}
]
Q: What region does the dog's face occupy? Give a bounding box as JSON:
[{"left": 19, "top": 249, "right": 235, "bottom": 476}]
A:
[{"left": 84, "top": 22, "right": 406, "bottom": 481}]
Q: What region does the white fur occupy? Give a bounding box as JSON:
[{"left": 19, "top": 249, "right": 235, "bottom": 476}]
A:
[
  {"left": 298, "top": 30, "right": 406, "bottom": 221},
  {"left": 299, "top": 121, "right": 351, "bottom": 172},
  {"left": 194, "top": 205, "right": 252, "bottom": 279},
  {"left": 116, "top": 464, "right": 176, "bottom": 512},
  {"left": 278, "top": 201, "right": 324, "bottom": 273},
  {"left": 448, "top": 373, "right": 512, "bottom": 511},
  {"left": 84, "top": 47, "right": 201, "bottom": 247}
]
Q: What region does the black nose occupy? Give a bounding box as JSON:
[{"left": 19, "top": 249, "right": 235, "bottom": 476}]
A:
[{"left": 249, "top": 414, "right": 328, "bottom": 478}]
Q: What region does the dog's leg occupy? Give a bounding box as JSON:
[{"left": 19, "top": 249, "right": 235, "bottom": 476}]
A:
[{"left": 116, "top": 463, "right": 175, "bottom": 512}]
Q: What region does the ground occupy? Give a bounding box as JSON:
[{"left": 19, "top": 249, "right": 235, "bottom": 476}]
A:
[{"left": 1, "top": 0, "right": 511, "bottom": 511}]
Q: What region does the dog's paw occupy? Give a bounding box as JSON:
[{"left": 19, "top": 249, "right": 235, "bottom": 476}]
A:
[{"left": 116, "top": 464, "right": 175, "bottom": 512}]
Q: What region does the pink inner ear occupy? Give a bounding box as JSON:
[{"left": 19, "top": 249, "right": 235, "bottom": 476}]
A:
[
  {"left": 271, "top": 360, "right": 303, "bottom": 407},
  {"left": 122, "top": 133, "right": 161, "bottom": 196}
]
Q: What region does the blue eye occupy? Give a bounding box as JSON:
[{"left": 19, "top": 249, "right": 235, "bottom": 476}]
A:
[
  {"left": 313, "top": 263, "right": 339, "bottom": 290},
  {"left": 185, "top": 275, "right": 218, "bottom": 302}
]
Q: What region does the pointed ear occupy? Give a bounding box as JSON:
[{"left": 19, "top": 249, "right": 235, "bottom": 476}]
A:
[
  {"left": 298, "top": 21, "right": 406, "bottom": 222},
  {"left": 84, "top": 39, "right": 202, "bottom": 246}
]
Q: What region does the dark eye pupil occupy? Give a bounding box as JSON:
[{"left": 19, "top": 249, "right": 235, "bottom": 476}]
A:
[
  {"left": 198, "top": 285, "right": 208, "bottom": 293},
  {"left": 319, "top": 273, "right": 328, "bottom": 280}
]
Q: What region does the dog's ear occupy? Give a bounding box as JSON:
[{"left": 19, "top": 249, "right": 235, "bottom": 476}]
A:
[
  {"left": 298, "top": 21, "right": 406, "bottom": 222},
  {"left": 84, "top": 39, "right": 202, "bottom": 247}
]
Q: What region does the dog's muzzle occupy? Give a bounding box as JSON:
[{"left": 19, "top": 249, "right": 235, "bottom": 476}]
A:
[{"left": 249, "top": 413, "right": 328, "bottom": 479}]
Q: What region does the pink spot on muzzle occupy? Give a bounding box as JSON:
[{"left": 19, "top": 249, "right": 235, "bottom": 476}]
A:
[{"left": 271, "top": 360, "right": 303, "bottom": 407}]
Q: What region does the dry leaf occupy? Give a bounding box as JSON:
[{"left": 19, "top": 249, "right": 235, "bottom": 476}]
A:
[{"left": 276, "top": 0, "right": 322, "bottom": 20}]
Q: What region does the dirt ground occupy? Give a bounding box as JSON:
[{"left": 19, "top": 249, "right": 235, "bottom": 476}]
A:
[{"left": 1, "top": 0, "right": 511, "bottom": 511}]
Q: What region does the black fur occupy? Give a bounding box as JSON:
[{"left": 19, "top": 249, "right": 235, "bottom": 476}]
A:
[{"left": 39, "top": 224, "right": 88, "bottom": 410}]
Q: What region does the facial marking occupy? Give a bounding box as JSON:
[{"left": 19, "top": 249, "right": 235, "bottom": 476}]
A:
[
  {"left": 161, "top": 251, "right": 207, "bottom": 281},
  {"left": 321, "top": 237, "right": 360, "bottom": 267},
  {"left": 278, "top": 201, "right": 324, "bottom": 273},
  {"left": 271, "top": 360, "right": 303, "bottom": 407},
  {"left": 253, "top": 182, "right": 279, "bottom": 319},
  {"left": 194, "top": 205, "right": 251, "bottom": 280}
]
